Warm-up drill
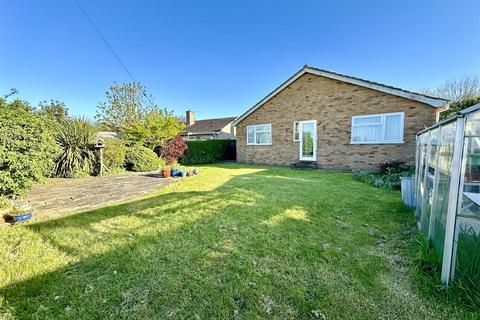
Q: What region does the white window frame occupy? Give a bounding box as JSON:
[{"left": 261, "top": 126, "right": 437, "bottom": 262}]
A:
[
  {"left": 293, "top": 121, "right": 300, "bottom": 141},
  {"left": 246, "top": 124, "right": 272, "bottom": 145},
  {"left": 350, "top": 112, "right": 404, "bottom": 144}
]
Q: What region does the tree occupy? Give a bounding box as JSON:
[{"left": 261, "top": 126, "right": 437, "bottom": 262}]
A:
[
  {"left": 440, "top": 96, "right": 480, "bottom": 120},
  {"left": 3, "top": 88, "right": 18, "bottom": 100},
  {"left": 96, "top": 82, "right": 184, "bottom": 149},
  {"left": 157, "top": 135, "right": 187, "bottom": 164},
  {"left": 96, "top": 82, "right": 155, "bottom": 132},
  {"left": 422, "top": 75, "right": 480, "bottom": 102},
  {"left": 125, "top": 107, "right": 185, "bottom": 149},
  {"left": 38, "top": 100, "right": 69, "bottom": 124}
]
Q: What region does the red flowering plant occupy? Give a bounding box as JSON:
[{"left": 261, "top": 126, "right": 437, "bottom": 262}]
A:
[{"left": 157, "top": 135, "right": 187, "bottom": 165}]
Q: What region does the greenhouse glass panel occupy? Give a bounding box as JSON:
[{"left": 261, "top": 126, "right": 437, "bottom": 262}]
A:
[
  {"left": 420, "top": 128, "right": 439, "bottom": 234},
  {"left": 430, "top": 122, "right": 456, "bottom": 257},
  {"left": 415, "top": 132, "right": 429, "bottom": 219},
  {"left": 454, "top": 110, "right": 480, "bottom": 299}
]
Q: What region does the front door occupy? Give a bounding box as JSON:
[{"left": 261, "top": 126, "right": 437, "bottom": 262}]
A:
[{"left": 299, "top": 120, "right": 317, "bottom": 161}]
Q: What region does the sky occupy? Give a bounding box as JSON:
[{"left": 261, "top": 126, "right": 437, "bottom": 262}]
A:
[{"left": 1, "top": 0, "right": 479, "bottom": 120}]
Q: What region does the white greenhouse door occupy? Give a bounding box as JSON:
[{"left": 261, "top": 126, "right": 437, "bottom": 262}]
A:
[{"left": 299, "top": 120, "right": 317, "bottom": 161}]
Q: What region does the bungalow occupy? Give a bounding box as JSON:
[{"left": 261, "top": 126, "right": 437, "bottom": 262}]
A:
[
  {"left": 232, "top": 66, "right": 448, "bottom": 170},
  {"left": 181, "top": 110, "right": 236, "bottom": 141}
]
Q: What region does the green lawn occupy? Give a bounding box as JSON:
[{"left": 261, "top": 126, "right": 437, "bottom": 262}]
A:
[{"left": 0, "top": 164, "right": 476, "bottom": 319}]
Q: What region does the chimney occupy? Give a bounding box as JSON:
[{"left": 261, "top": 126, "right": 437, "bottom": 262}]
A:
[{"left": 186, "top": 110, "right": 195, "bottom": 126}]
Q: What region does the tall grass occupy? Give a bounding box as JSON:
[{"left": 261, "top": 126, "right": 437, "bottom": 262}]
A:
[
  {"left": 453, "top": 225, "right": 480, "bottom": 309},
  {"left": 54, "top": 117, "right": 97, "bottom": 178}
]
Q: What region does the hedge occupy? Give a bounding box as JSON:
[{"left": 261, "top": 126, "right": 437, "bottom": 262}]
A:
[
  {"left": 0, "top": 99, "right": 59, "bottom": 196},
  {"left": 181, "top": 140, "right": 236, "bottom": 165}
]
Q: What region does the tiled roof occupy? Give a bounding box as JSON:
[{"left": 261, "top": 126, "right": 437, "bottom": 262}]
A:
[
  {"left": 183, "top": 117, "right": 236, "bottom": 134},
  {"left": 233, "top": 65, "right": 448, "bottom": 126}
]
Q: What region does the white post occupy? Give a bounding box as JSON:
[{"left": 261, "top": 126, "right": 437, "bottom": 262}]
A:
[
  {"left": 414, "top": 136, "right": 420, "bottom": 208},
  {"left": 440, "top": 117, "right": 465, "bottom": 284}
]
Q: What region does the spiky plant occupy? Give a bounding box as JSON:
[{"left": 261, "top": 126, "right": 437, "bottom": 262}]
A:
[{"left": 54, "top": 117, "right": 97, "bottom": 177}]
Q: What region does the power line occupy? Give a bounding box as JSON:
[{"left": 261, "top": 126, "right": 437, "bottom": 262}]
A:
[{"left": 73, "top": 0, "right": 136, "bottom": 82}]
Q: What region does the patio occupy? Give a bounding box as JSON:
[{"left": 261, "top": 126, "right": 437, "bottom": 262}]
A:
[{"left": 23, "top": 172, "right": 173, "bottom": 220}]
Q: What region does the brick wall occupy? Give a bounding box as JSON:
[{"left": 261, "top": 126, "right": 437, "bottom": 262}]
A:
[{"left": 236, "top": 73, "right": 437, "bottom": 170}]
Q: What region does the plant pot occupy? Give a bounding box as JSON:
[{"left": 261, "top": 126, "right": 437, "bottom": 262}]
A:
[
  {"left": 171, "top": 169, "right": 179, "bottom": 177},
  {"left": 3, "top": 212, "right": 32, "bottom": 224},
  {"left": 13, "top": 212, "right": 32, "bottom": 222},
  {"left": 187, "top": 170, "right": 193, "bottom": 176},
  {"left": 162, "top": 170, "right": 171, "bottom": 178},
  {"left": 180, "top": 171, "right": 187, "bottom": 177}
]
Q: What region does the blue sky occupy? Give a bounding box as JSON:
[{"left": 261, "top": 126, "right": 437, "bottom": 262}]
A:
[{"left": 1, "top": 0, "right": 479, "bottom": 120}]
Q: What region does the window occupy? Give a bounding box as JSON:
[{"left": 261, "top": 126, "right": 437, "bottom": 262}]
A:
[
  {"left": 293, "top": 121, "right": 300, "bottom": 141},
  {"left": 247, "top": 124, "right": 272, "bottom": 145},
  {"left": 351, "top": 112, "right": 404, "bottom": 144}
]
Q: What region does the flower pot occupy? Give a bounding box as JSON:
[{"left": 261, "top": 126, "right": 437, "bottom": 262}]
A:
[
  {"left": 171, "top": 169, "right": 179, "bottom": 177},
  {"left": 3, "top": 212, "right": 32, "bottom": 224},
  {"left": 187, "top": 170, "right": 193, "bottom": 176},
  {"left": 14, "top": 212, "right": 32, "bottom": 222},
  {"left": 162, "top": 169, "right": 171, "bottom": 178},
  {"left": 180, "top": 171, "right": 187, "bottom": 177}
]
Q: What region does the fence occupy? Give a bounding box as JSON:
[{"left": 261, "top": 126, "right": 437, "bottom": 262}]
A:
[{"left": 415, "top": 103, "right": 480, "bottom": 287}]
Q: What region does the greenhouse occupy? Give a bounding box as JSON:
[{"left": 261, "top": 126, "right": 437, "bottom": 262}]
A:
[{"left": 415, "top": 103, "right": 480, "bottom": 288}]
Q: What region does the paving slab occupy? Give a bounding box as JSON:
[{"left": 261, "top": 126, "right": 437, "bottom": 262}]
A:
[{"left": 20, "top": 172, "right": 174, "bottom": 221}]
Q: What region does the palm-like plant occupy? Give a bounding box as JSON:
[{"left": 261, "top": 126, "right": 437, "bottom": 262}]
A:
[{"left": 54, "top": 117, "right": 97, "bottom": 177}]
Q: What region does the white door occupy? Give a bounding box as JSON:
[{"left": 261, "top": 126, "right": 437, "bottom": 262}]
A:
[{"left": 299, "top": 120, "right": 317, "bottom": 161}]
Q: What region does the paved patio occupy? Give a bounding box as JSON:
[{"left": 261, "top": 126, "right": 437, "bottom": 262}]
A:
[{"left": 23, "top": 172, "right": 174, "bottom": 220}]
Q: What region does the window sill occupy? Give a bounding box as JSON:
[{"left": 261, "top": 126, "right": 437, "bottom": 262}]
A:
[
  {"left": 246, "top": 143, "right": 272, "bottom": 146},
  {"left": 350, "top": 141, "right": 404, "bottom": 145}
]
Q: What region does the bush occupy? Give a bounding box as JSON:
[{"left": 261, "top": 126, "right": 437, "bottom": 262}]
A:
[
  {"left": 103, "top": 138, "right": 127, "bottom": 169},
  {"left": 125, "top": 145, "right": 160, "bottom": 172},
  {"left": 440, "top": 96, "right": 480, "bottom": 120},
  {"left": 0, "top": 99, "right": 58, "bottom": 195},
  {"left": 379, "top": 160, "right": 411, "bottom": 175},
  {"left": 353, "top": 170, "right": 411, "bottom": 191},
  {"left": 157, "top": 135, "right": 187, "bottom": 164},
  {"left": 181, "top": 140, "right": 235, "bottom": 165},
  {"left": 54, "top": 117, "right": 97, "bottom": 178}
]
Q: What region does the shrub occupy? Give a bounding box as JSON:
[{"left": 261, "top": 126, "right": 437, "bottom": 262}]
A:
[
  {"left": 181, "top": 140, "right": 235, "bottom": 165},
  {"left": 125, "top": 144, "right": 160, "bottom": 172},
  {"left": 353, "top": 170, "right": 411, "bottom": 191},
  {"left": 0, "top": 196, "right": 12, "bottom": 209},
  {"left": 0, "top": 99, "right": 58, "bottom": 195},
  {"left": 103, "top": 138, "right": 127, "bottom": 169},
  {"left": 54, "top": 117, "right": 97, "bottom": 178},
  {"left": 379, "top": 160, "right": 411, "bottom": 175},
  {"left": 157, "top": 135, "right": 187, "bottom": 164}
]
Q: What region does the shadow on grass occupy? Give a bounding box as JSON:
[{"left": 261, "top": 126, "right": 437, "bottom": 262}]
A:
[{"left": 0, "top": 164, "right": 465, "bottom": 319}]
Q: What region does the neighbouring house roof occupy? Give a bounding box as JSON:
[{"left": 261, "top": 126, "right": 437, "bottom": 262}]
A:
[
  {"left": 232, "top": 65, "right": 449, "bottom": 126},
  {"left": 183, "top": 117, "right": 236, "bottom": 135},
  {"left": 96, "top": 131, "right": 120, "bottom": 139}
]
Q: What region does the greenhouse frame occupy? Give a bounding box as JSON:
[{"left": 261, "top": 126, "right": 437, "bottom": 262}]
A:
[{"left": 415, "top": 103, "right": 480, "bottom": 286}]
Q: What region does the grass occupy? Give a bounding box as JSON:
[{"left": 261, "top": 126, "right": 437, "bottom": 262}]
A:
[{"left": 0, "top": 163, "right": 477, "bottom": 319}]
